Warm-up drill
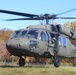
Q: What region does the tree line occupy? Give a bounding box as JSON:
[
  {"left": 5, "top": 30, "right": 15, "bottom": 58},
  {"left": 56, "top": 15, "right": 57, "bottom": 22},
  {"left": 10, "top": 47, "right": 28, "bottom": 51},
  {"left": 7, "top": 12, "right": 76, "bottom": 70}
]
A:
[{"left": 0, "top": 28, "right": 13, "bottom": 42}]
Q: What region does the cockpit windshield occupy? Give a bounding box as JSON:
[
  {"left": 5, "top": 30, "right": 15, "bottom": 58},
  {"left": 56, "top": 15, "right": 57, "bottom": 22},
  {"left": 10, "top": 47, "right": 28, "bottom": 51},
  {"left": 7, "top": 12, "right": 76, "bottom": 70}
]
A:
[
  {"left": 19, "top": 30, "right": 27, "bottom": 38},
  {"left": 11, "top": 30, "right": 21, "bottom": 38},
  {"left": 26, "top": 29, "right": 38, "bottom": 39},
  {"left": 11, "top": 29, "right": 38, "bottom": 39}
]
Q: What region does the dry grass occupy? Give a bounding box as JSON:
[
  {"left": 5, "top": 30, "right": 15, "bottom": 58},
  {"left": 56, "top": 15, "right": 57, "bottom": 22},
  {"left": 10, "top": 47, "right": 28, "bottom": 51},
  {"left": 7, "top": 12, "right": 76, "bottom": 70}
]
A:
[{"left": 0, "top": 66, "right": 76, "bottom": 75}]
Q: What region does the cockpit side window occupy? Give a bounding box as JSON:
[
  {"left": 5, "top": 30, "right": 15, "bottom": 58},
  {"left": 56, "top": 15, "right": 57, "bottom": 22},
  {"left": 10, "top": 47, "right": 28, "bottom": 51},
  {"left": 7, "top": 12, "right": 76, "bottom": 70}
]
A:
[
  {"left": 19, "top": 30, "right": 27, "bottom": 38},
  {"left": 11, "top": 30, "right": 21, "bottom": 38},
  {"left": 40, "top": 31, "right": 47, "bottom": 41}
]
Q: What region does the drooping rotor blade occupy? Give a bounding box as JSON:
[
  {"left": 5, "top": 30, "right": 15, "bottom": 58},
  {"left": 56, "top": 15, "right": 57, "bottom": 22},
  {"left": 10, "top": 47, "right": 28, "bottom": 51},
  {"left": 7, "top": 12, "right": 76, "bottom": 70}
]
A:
[
  {"left": 0, "top": 9, "right": 38, "bottom": 17},
  {"left": 4, "top": 17, "right": 44, "bottom": 21},
  {"left": 56, "top": 8, "right": 76, "bottom": 16}
]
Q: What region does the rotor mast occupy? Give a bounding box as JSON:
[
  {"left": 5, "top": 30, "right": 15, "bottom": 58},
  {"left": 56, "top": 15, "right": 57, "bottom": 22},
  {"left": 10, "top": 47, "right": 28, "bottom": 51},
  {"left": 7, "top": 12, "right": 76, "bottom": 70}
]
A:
[{"left": 44, "top": 14, "right": 50, "bottom": 24}]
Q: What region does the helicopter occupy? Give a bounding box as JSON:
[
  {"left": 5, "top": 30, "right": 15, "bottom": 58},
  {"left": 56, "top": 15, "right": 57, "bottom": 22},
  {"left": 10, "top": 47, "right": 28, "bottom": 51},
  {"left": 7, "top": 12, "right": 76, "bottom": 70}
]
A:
[{"left": 0, "top": 9, "right": 76, "bottom": 67}]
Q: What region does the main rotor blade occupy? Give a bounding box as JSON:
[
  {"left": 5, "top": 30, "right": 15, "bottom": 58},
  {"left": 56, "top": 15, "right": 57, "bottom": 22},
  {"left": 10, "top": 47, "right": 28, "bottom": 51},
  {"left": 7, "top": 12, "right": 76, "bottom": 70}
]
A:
[
  {"left": 56, "top": 8, "right": 76, "bottom": 16},
  {"left": 4, "top": 17, "right": 76, "bottom": 21},
  {"left": 56, "top": 17, "right": 76, "bottom": 19},
  {"left": 4, "top": 18, "right": 44, "bottom": 21},
  {"left": 0, "top": 9, "right": 38, "bottom": 17}
]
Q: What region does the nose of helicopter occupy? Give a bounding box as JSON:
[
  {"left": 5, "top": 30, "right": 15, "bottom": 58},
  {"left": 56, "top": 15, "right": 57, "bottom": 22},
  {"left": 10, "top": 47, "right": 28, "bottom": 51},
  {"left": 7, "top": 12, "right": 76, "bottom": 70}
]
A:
[{"left": 6, "top": 38, "right": 30, "bottom": 53}]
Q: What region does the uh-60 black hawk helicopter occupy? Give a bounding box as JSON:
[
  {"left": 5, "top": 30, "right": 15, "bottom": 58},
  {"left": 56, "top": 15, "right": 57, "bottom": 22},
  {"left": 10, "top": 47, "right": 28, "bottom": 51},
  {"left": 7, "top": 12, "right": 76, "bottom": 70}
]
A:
[{"left": 0, "top": 8, "right": 76, "bottom": 67}]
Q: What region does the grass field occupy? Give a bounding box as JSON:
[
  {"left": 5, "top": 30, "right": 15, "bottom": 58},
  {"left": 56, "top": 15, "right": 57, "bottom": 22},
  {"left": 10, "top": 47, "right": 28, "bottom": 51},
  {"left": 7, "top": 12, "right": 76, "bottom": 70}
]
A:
[{"left": 0, "top": 66, "right": 76, "bottom": 75}]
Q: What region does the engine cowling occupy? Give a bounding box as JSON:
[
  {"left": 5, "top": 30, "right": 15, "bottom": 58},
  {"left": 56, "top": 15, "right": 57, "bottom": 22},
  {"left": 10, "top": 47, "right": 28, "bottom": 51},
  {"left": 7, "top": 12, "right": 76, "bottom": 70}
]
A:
[
  {"left": 55, "top": 24, "right": 76, "bottom": 39},
  {"left": 56, "top": 24, "right": 71, "bottom": 36},
  {"left": 50, "top": 24, "right": 76, "bottom": 39}
]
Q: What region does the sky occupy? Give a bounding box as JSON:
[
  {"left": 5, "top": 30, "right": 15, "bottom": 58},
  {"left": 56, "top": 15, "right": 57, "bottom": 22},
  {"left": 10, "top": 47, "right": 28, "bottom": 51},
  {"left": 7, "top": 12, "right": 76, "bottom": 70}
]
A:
[{"left": 0, "top": 0, "right": 76, "bottom": 30}]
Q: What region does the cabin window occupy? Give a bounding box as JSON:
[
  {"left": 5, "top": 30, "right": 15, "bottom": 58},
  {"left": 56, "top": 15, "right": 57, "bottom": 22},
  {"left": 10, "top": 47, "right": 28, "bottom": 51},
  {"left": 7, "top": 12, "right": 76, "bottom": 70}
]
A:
[
  {"left": 40, "top": 31, "right": 47, "bottom": 41},
  {"left": 19, "top": 30, "right": 27, "bottom": 38},
  {"left": 59, "top": 36, "right": 63, "bottom": 46},
  {"left": 26, "top": 30, "right": 38, "bottom": 39},
  {"left": 63, "top": 38, "right": 67, "bottom": 47}
]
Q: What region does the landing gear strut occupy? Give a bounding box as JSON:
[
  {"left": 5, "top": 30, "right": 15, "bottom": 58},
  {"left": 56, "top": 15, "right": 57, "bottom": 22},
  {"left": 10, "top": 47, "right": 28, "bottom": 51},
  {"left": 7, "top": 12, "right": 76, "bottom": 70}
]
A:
[
  {"left": 19, "top": 57, "right": 26, "bottom": 66},
  {"left": 53, "top": 33, "right": 60, "bottom": 67}
]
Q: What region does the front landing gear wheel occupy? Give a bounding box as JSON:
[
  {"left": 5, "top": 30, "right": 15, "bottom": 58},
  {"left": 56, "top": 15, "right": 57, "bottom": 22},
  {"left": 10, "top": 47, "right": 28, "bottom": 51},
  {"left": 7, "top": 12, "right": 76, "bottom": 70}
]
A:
[
  {"left": 53, "top": 57, "right": 60, "bottom": 67},
  {"left": 19, "top": 57, "right": 25, "bottom": 66}
]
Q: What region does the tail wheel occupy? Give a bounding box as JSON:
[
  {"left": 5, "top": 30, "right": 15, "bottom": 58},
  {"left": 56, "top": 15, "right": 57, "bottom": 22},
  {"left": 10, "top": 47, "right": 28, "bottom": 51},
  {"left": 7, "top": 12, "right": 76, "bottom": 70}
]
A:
[
  {"left": 53, "top": 57, "right": 60, "bottom": 67},
  {"left": 19, "top": 57, "right": 26, "bottom": 66}
]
